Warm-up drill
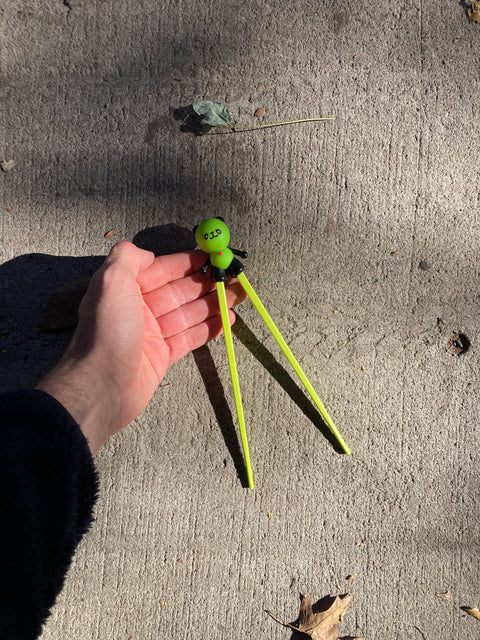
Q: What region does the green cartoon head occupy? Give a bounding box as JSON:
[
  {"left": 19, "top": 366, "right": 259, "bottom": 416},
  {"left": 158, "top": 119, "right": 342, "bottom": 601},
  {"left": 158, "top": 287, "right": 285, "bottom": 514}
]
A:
[{"left": 194, "top": 217, "right": 230, "bottom": 254}]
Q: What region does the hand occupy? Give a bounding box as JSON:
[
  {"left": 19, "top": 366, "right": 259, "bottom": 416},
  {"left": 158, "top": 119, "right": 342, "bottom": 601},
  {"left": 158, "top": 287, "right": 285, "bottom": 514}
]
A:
[{"left": 37, "top": 242, "right": 246, "bottom": 454}]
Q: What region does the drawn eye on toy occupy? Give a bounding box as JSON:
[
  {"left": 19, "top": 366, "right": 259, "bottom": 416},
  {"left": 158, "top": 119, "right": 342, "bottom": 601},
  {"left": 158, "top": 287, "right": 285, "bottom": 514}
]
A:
[{"left": 216, "top": 228, "right": 221, "bottom": 235}]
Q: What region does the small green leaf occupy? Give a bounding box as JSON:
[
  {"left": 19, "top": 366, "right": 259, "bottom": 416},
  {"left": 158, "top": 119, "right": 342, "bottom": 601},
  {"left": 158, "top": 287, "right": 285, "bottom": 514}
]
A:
[{"left": 192, "top": 101, "right": 232, "bottom": 127}]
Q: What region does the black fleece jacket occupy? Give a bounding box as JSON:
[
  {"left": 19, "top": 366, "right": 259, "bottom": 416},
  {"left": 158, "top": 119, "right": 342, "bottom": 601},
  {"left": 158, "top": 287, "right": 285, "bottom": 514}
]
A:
[{"left": 0, "top": 390, "right": 99, "bottom": 639}]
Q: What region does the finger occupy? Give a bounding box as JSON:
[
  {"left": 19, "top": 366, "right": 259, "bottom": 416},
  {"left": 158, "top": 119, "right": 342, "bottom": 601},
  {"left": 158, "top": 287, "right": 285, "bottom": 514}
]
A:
[
  {"left": 166, "top": 309, "right": 237, "bottom": 364},
  {"left": 157, "top": 282, "right": 247, "bottom": 339},
  {"left": 143, "top": 270, "right": 217, "bottom": 318},
  {"left": 138, "top": 250, "right": 209, "bottom": 293}
]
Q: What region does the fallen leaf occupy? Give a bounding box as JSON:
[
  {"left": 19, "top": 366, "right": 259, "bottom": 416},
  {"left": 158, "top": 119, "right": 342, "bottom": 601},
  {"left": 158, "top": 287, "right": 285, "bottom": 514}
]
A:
[
  {"left": 298, "top": 594, "right": 354, "bottom": 639},
  {"left": 462, "top": 606, "right": 480, "bottom": 620},
  {"left": 436, "top": 590, "right": 451, "bottom": 600},
  {"left": 467, "top": 0, "right": 480, "bottom": 23},
  {"left": 268, "top": 593, "right": 362, "bottom": 640},
  {"left": 254, "top": 107, "right": 266, "bottom": 117},
  {"left": 41, "top": 277, "right": 90, "bottom": 331},
  {"left": 192, "top": 100, "right": 232, "bottom": 127},
  {"left": 256, "top": 82, "right": 265, "bottom": 91},
  {"left": 104, "top": 228, "right": 115, "bottom": 239},
  {"left": 1, "top": 159, "right": 15, "bottom": 172}
]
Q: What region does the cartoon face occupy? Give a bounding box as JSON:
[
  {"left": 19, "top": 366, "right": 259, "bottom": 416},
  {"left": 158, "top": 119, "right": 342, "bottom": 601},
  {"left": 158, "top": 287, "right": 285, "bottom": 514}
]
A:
[{"left": 194, "top": 217, "right": 231, "bottom": 254}]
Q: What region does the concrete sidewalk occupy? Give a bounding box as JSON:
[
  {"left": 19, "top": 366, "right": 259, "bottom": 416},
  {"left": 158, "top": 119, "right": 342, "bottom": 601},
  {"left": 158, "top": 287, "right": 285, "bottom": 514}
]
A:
[{"left": 1, "top": 0, "right": 479, "bottom": 637}]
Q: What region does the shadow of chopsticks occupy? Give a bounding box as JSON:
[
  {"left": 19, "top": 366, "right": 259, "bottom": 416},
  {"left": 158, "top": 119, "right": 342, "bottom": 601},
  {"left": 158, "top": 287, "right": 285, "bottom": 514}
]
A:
[
  {"left": 192, "top": 345, "right": 250, "bottom": 488},
  {"left": 232, "top": 314, "right": 343, "bottom": 454}
]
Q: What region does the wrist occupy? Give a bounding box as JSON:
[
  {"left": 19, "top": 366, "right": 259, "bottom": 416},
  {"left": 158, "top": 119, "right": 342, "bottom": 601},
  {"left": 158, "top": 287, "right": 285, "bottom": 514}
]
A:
[{"left": 36, "top": 354, "right": 119, "bottom": 455}]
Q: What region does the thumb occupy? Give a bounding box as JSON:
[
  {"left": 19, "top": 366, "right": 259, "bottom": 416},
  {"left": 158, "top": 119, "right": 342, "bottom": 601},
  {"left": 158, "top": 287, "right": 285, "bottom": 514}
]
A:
[{"left": 103, "top": 241, "right": 156, "bottom": 277}]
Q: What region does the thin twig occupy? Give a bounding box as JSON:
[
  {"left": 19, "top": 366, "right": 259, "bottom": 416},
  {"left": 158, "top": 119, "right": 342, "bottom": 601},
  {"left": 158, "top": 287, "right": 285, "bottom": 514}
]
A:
[
  {"left": 403, "top": 624, "right": 427, "bottom": 640},
  {"left": 265, "top": 609, "right": 301, "bottom": 632},
  {"left": 210, "top": 117, "right": 336, "bottom": 135}
]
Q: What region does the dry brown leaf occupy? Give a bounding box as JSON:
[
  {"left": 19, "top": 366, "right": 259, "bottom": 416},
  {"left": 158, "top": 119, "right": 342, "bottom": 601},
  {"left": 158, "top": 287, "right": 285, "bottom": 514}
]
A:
[
  {"left": 1, "top": 159, "right": 15, "bottom": 172},
  {"left": 41, "top": 277, "right": 90, "bottom": 331},
  {"left": 254, "top": 107, "right": 266, "bottom": 117},
  {"left": 104, "top": 228, "right": 115, "bottom": 239},
  {"left": 462, "top": 606, "right": 480, "bottom": 620},
  {"left": 467, "top": 0, "right": 480, "bottom": 23},
  {"left": 298, "top": 594, "right": 354, "bottom": 639},
  {"left": 436, "top": 590, "right": 451, "bottom": 600},
  {"left": 267, "top": 593, "right": 362, "bottom": 640},
  {"left": 256, "top": 82, "right": 265, "bottom": 91}
]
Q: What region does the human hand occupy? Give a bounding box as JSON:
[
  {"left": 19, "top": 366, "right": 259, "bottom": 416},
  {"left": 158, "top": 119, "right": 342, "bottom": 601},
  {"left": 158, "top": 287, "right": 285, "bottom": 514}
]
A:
[{"left": 37, "top": 242, "right": 247, "bottom": 454}]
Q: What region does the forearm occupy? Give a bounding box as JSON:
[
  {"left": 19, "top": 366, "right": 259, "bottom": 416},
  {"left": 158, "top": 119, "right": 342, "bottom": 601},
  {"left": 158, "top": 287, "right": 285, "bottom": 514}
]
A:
[{"left": 0, "top": 390, "right": 99, "bottom": 639}]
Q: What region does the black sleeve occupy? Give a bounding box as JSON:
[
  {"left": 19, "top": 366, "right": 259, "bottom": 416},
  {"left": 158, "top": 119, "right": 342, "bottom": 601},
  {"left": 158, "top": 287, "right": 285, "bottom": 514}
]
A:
[{"left": 0, "top": 390, "right": 99, "bottom": 640}]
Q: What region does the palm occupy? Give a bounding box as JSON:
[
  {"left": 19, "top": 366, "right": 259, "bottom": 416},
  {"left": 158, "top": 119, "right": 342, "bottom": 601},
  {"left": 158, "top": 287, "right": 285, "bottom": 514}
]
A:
[
  {"left": 92, "top": 244, "right": 246, "bottom": 431},
  {"left": 126, "top": 301, "right": 173, "bottom": 424}
]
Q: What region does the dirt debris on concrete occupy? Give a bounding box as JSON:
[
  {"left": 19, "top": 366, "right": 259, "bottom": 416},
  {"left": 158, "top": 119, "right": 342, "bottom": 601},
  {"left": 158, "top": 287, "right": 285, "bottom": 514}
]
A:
[{"left": 446, "top": 332, "right": 470, "bottom": 355}]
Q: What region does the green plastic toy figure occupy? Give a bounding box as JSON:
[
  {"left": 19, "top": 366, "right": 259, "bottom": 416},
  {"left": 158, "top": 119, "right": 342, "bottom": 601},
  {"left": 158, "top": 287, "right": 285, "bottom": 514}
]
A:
[
  {"left": 194, "top": 217, "right": 247, "bottom": 282},
  {"left": 194, "top": 218, "right": 351, "bottom": 489}
]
